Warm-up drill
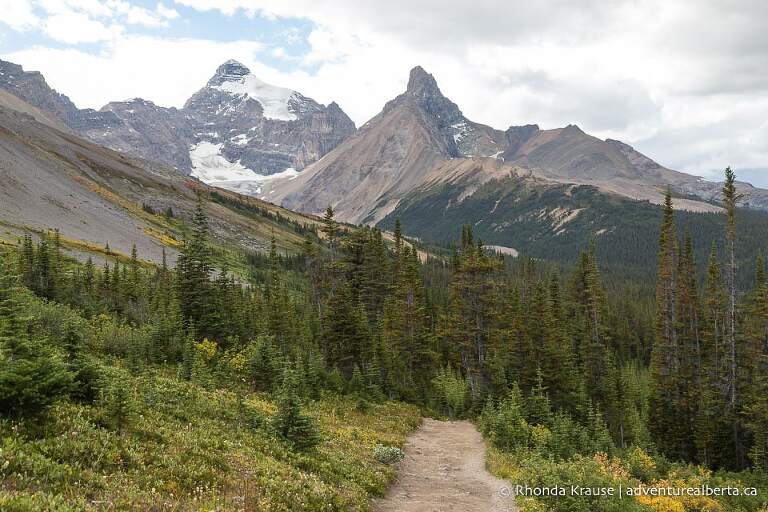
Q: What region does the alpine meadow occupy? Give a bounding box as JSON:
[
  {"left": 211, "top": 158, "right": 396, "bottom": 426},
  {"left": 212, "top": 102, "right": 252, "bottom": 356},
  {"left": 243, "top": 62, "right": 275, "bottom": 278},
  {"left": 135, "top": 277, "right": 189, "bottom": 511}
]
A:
[{"left": 2, "top": 1, "right": 768, "bottom": 511}]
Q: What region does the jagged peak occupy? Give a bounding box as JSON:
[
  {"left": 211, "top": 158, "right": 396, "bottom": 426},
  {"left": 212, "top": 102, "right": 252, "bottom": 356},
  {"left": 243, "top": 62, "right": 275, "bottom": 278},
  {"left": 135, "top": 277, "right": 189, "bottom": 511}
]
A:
[
  {"left": 506, "top": 124, "right": 540, "bottom": 134},
  {"left": 214, "top": 59, "right": 251, "bottom": 79},
  {"left": 563, "top": 123, "right": 584, "bottom": 134},
  {"left": 406, "top": 65, "right": 442, "bottom": 97}
]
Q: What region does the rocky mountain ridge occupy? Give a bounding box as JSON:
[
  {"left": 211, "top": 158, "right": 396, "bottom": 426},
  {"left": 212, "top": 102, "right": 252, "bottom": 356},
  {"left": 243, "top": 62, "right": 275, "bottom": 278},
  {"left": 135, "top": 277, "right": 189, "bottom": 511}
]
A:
[
  {"left": 0, "top": 58, "right": 355, "bottom": 189},
  {"left": 0, "top": 90, "right": 326, "bottom": 265},
  {"left": 2, "top": 58, "right": 767, "bottom": 226},
  {"left": 265, "top": 65, "right": 768, "bottom": 223}
]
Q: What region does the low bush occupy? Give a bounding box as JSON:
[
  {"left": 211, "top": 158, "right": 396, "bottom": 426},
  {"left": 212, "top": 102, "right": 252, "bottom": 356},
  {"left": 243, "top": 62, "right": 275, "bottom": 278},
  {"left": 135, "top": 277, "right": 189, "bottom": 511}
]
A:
[{"left": 373, "top": 445, "right": 405, "bottom": 465}]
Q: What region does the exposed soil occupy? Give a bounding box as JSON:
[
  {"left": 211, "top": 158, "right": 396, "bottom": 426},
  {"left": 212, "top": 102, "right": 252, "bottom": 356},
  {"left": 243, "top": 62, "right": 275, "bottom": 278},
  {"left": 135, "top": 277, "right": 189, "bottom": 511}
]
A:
[{"left": 372, "top": 418, "right": 517, "bottom": 512}]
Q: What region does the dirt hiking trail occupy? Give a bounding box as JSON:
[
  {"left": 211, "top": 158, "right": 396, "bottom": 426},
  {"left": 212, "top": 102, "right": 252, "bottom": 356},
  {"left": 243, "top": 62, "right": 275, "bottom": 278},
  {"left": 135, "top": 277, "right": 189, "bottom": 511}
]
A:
[{"left": 372, "top": 418, "right": 517, "bottom": 512}]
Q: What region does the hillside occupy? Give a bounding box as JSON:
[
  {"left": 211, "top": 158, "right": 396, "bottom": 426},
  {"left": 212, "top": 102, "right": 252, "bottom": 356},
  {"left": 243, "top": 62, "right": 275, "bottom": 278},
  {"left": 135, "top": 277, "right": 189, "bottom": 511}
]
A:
[
  {"left": 0, "top": 58, "right": 355, "bottom": 180},
  {"left": 0, "top": 94, "right": 326, "bottom": 267},
  {"left": 379, "top": 157, "right": 768, "bottom": 272},
  {"left": 264, "top": 66, "right": 768, "bottom": 232}
]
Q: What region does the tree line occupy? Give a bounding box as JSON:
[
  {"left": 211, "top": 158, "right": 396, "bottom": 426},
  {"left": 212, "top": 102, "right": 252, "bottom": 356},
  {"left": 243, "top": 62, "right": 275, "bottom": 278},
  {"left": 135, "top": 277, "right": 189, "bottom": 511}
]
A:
[{"left": 2, "top": 169, "right": 767, "bottom": 470}]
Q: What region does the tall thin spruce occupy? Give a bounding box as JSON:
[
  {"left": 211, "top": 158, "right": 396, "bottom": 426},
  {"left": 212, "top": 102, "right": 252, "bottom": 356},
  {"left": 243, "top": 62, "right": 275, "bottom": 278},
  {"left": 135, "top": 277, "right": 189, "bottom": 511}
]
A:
[{"left": 722, "top": 166, "right": 743, "bottom": 466}]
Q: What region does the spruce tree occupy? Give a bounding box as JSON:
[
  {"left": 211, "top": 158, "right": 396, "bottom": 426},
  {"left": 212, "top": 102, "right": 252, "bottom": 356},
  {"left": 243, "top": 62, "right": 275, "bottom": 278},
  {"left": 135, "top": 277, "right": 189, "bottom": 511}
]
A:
[
  {"left": 322, "top": 205, "right": 338, "bottom": 256},
  {"left": 649, "top": 189, "right": 685, "bottom": 458},
  {"left": 271, "top": 367, "right": 321, "bottom": 450},
  {"left": 0, "top": 260, "right": 72, "bottom": 416},
  {"left": 177, "top": 194, "right": 213, "bottom": 335},
  {"left": 722, "top": 166, "right": 745, "bottom": 467},
  {"left": 745, "top": 252, "right": 768, "bottom": 469}
]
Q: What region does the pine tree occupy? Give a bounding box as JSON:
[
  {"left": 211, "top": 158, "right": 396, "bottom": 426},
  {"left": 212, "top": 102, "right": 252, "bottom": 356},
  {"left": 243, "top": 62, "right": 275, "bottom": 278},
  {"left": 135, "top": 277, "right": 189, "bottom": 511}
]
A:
[
  {"left": 177, "top": 194, "right": 213, "bottom": 335},
  {"left": 63, "top": 327, "right": 100, "bottom": 402},
  {"left": 444, "top": 228, "right": 500, "bottom": 395},
  {"left": 745, "top": 252, "right": 768, "bottom": 469},
  {"left": 569, "top": 245, "right": 614, "bottom": 426},
  {"left": 695, "top": 244, "right": 728, "bottom": 466},
  {"left": 649, "top": 189, "right": 685, "bottom": 458},
  {"left": 675, "top": 233, "right": 701, "bottom": 459},
  {"left": 0, "top": 259, "right": 72, "bottom": 416},
  {"left": 247, "top": 335, "right": 280, "bottom": 392},
  {"left": 322, "top": 205, "right": 338, "bottom": 256},
  {"left": 101, "top": 373, "right": 134, "bottom": 433},
  {"left": 722, "top": 166, "right": 745, "bottom": 467},
  {"left": 19, "top": 234, "right": 34, "bottom": 289},
  {"left": 271, "top": 367, "right": 321, "bottom": 450}
]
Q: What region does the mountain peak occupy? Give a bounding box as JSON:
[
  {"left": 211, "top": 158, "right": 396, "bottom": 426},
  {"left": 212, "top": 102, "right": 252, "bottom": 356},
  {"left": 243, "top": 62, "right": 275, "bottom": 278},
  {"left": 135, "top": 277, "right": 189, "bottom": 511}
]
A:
[
  {"left": 406, "top": 66, "right": 442, "bottom": 97},
  {"left": 214, "top": 59, "right": 251, "bottom": 80}
]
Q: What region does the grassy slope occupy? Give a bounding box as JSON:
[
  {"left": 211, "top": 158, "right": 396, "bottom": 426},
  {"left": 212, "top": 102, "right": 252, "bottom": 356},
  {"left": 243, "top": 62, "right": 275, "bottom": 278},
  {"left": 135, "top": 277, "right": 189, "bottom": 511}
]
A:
[{"left": 0, "top": 365, "right": 420, "bottom": 511}]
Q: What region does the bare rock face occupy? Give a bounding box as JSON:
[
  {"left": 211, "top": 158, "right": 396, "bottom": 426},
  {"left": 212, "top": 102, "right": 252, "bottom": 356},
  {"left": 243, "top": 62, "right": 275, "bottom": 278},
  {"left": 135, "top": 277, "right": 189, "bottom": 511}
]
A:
[
  {"left": 183, "top": 60, "right": 356, "bottom": 177},
  {"left": 0, "top": 60, "right": 80, "bottom": 123},
  {"left": 0, "top": 58, "right": 355, "bottom": 181},
  {"left": 81, "top": 98, "right": 195, "bottom": 171},
  {"left": 385, "top": 66, "right": 506, "bottom": 159},
  {"left": 268, "top": 66, "right": 511, "bottom": 224}
]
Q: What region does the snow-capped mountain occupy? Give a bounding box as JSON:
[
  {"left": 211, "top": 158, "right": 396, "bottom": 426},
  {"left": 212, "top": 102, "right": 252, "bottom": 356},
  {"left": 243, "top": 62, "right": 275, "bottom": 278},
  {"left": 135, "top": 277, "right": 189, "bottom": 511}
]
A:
[
  {"left": 0, "top": 58, "right": 355, "bottom": 191},
  {"left": 180, "top": 60, "right": 354, "bottom": 191},
  {"left": 202, "top": 59, "right": 304, "bottom": 121}
]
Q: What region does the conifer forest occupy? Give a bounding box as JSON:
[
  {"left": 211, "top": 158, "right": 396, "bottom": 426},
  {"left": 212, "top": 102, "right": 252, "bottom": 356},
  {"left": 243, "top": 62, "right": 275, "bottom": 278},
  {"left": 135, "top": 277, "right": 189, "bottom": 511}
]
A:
[{"left": 2, "top": 168, "right": 768, "bottom": 511}]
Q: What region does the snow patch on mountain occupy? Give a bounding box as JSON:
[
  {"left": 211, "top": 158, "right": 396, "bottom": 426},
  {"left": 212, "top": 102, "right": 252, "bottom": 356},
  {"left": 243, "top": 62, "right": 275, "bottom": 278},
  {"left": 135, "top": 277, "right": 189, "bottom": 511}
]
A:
[
  {"left": 451, "top": 121, "right": 469, "bottom": 143},
  {"left": 190, "top": 142, "right": 260, "bottom": 182},
  {"left": 212, "top": 74, "right": 298, "bottom": 121},
  {"left": 230, "top": 133, "right": 249, "bottom": 146},
  {"left": 190, "top": 141, "right": 299, "bottom": 194}
]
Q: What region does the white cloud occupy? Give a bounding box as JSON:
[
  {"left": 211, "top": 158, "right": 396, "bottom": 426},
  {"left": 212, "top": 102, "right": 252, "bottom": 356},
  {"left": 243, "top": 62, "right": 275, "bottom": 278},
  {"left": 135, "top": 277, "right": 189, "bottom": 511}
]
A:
[
  {"left": 156, "top": 3, "right": 179, "bottom": 20},
  {"left": 0, "top": 0, "right": 40, "bottom": 30},
  {"left": 38, "top": 0, "right": 112, "bottom": 17},
  {"left": 106, "top": 0, "right": 179, "bottom": 27},
  {"left": 1, "top": 0, "right": 766, "bottom": 184},
  {"left": 3, "top": 36, "right": 264, "bottom": 108},
  {"left": 42, "top": 12, "right": 123, "bottom": 44},
  {"left": 172, "top": 0, "right": 768, "bottom": 183}
]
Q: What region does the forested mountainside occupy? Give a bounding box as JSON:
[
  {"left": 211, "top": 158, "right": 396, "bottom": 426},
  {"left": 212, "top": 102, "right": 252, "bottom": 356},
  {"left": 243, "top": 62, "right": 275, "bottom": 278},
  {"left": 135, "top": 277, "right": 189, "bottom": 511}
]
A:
[
  {"left": 2, "top": 162, "right": 768, "bottom": 510},
  {"left": 379, "top": 165, "right": 768, "bottom": 277}
]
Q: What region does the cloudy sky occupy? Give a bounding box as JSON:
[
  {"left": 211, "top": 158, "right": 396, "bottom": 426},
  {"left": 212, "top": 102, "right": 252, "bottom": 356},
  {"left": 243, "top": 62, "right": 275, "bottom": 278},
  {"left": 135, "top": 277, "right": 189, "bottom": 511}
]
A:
[{"left": 1, "top": 0, "right": 766, "bottom": 185}]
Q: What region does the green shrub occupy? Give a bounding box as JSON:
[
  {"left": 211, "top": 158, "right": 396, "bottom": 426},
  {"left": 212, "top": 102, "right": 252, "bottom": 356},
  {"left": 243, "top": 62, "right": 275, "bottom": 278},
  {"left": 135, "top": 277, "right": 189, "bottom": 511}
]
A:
[
  {"left": 431, "top": 365, "right": 469, "bottom": 419},
  {"left": 373, "top": 444, "right": 405, "bottom": 465}
]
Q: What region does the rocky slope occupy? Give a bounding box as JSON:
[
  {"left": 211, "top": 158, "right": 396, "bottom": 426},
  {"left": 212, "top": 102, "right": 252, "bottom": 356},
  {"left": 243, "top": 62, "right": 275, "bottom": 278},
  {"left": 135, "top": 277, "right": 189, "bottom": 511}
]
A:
[
  {"left": 0, "top": 91, "right": 326, "bottom": 265},
  {"left": 0, "top": 58, "right": 355, "bottom": 189},
  {"left": 267, "top": 66, "right": 506, "bottom": 224},
  {"left": 265, "top": 66, "right": 768, "bottom": 223}
]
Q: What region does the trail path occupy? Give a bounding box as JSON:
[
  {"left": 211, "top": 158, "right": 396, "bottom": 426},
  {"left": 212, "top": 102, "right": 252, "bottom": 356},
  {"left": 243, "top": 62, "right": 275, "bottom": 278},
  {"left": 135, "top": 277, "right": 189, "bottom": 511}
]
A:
[{"left": 372, "top": 418, "right": 517, "bottom": 512}]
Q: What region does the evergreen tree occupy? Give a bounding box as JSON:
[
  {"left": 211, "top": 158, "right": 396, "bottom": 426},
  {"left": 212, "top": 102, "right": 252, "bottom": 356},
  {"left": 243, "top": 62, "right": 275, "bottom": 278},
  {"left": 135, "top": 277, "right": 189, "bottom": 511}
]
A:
[
  {"left": 722, "top": 166, "right": 745, "bottom": 467},
  {"left": 444, "top": 228, "right": 501, "bottom": 395},
  {"left": 271, "top": 367, "right": 321, "bottom": 450},
  {"left": 0, "top": 259, "right": 72, "bottom": 416},
  {"left": 649, "top": 190, "right": 685, "bottom": 458},
  {"left": 745, "top": 252, "right": 768, "bottom": 469},
  {"left": 101, "top": 372, "right": 134, "bottom": 433},
  {"left": 322, "top": 205, "right": 338, "bottom": 256},
  {"left": 176, "top": 194, "right": 213, "bottom": 335}
]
